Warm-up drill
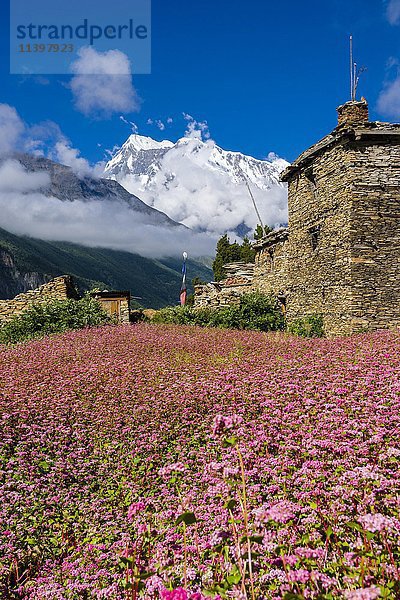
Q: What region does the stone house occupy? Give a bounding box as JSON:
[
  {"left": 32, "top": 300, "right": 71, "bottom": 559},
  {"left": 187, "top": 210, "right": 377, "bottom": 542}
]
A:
[
  {"left": 196, "top": 98, "right": 400, "bottom": 337},
  {"left": 194, "top": 262, "right": 254, "bottom": 309}
]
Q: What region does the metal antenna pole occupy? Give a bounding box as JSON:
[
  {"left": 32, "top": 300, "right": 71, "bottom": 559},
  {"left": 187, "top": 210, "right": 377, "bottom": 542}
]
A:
[
  {"left": 245, "top": 179, "right": 264, "bottom": 230},
  {"left": 350, "top": 35, "right": 354, "bottom": 100}
]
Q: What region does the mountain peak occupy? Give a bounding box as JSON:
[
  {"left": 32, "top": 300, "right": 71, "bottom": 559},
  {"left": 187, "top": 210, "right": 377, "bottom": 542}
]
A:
[
  {"left": 104, "top": 133, "right": 289, "bottom": 236},
  {"left": 125, "top": 134, "right": 174, "bottom": 152}
]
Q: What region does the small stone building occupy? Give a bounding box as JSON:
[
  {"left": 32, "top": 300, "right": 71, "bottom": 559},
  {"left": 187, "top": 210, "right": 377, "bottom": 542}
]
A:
[
  {"left": 253, "top": 98, "right": 400, "bottom": 336},
  {"left": 90, "top": 291, "right": 131, "bottom": 323},
  {"left": 0, "top": 277, "right": 132, "bottom": 325}
]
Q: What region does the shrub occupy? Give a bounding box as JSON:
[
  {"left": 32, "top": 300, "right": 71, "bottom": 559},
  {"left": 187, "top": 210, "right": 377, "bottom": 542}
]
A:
[
  {"left": 0, "top": 294, "right": 111, "bottom": 344},
  {"left": 152, "top": 293, "right": 284, "bottom": 332},
  {"left": 287, "top": 313, "right": 324, "bottom": 338}
]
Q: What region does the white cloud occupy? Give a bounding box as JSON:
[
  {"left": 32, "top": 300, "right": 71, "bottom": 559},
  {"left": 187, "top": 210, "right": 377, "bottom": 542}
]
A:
[
  {"left": 70, "top": 47, "right": 139, "bottom": 118},
  {"left": 120, "top": 115, "right": 138, "bottom": 133},
  {"left": 53, "top": 140, "right": 106, "bottom": 178},
  {"left": 0, "top": 103, "right": 107, "bottom": 178},
  {"left": 116, "top": 139, "right": 288, "bottom": 235},
  {"left": 386, "top": 0, "right": 400, "bottom": 24},
  {"left": 146, "top": 117, "right": 173, "bottom": 131},
  {"left": 0, "top": 160, "right": 50, "bottom": 192},
  {"left": 377, "top": 77, "right": 400, "bottom": 119},
  {"left": 0, "top": 159, "right": 215, "bottom": 258},
  {"left": 0, "top": 104, "right": 25, "bottom": 156},
  {"left": 183, "top": 113, "right": 211, "bottom": 140}
]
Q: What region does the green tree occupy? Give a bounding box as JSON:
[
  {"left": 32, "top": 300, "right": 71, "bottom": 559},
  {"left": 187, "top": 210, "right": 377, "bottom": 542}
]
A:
[
  {"left": 253, "top": 224, "right": 272, "bottom": 241},
  {"left": 240, "top": 237, "right": 256, "bottom": 263},
  {"left": 213, "top": 234, "right": 258, "bottom": 281},
  {"left": 213, "top": 234, "right": 239, "bottom": 281},
  {"left": 213, "top": 234, "right": 256, "bottom": 281}
]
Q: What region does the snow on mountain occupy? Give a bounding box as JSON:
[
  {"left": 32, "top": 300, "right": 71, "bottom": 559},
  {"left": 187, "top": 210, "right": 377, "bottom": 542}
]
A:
[{"left": 104, "top": 134, "right": 289, "bottom": 237}]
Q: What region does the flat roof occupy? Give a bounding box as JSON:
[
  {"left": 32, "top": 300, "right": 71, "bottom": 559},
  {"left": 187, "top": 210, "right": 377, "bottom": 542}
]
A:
[
  {"left": 90, "top": 291, "right": 130, "bottom": 299},
  {"left": 281, "top": 122, "right": 400, "bottom": 182}
]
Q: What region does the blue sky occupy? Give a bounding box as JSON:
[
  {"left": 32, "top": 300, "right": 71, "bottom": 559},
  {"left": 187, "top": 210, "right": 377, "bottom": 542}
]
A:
[{"left": 1, "top": 0, "right": 400, "bottom": 164}]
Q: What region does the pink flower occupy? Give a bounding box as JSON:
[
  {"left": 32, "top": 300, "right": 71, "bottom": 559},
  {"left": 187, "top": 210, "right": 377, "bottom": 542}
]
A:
[
  {"left": 344, "top": 586, "right": 380, "bottom": 600},
  {"left": 160, "top": 588, "right": 188, "bottom": 600},
  {"left": 255, "top": 500, "right": 300, "bottom": 524},
  {"left": 287, "top": 569, "right": 310, "bottom": 584},
  {"left": 127, "top": 501, "right": 146, "bottom": 521},
  {"left": 358, "top": 513, "right": 394, "bottom": 533},
  {"left": 212, "top": 414, "right": 243, "bottom": 435}
]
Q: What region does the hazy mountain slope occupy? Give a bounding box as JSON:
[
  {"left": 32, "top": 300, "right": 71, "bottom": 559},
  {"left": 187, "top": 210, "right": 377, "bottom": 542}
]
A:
[
  {"left": 12, "top": 153, "right": 183, "bottom": 228},
  {"left": 0, "top": 227, "right": 212, "bottom": 308}
]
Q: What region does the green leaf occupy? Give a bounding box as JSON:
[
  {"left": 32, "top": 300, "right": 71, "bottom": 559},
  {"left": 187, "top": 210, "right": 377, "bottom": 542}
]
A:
[
  {"left": 138, "top": 571, "right": 156, "bottom": 580},
  {"left": 119, "top": 555, "right": 135, "bottom": 566},
  {"left": 347, "top": 521, "right": 362, "bottom": 532},
  {"left": 222, "top": 436, "right": 238, "bottom": 448},
  {"left": 239, "top": 534, "right": 264, "bottom": 544},
  {"left": 224, "top": 498, "right": 237, "bottom": 511},
  {"left": 226, "top": 571, "right": 242, "bottom": 585},
  {"left": 175, "top": 511, "right": 197, "bottom": 526}
]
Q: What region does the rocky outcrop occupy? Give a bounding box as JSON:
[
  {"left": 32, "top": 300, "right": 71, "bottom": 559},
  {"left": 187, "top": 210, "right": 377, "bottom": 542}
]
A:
[{"left": 0, "top": 249, "right": 49, "bottom": 300}]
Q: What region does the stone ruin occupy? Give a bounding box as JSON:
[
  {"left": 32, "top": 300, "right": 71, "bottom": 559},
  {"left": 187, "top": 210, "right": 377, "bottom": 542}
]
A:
[
  {"left": 0, "top": 276, "right": 79, "bottom": 324},
  {"left": 194, "top": 262, "right": 254, "bottom": 309},
  {"left": 0, "top": 276, "right": 131, "bottom": 325}
]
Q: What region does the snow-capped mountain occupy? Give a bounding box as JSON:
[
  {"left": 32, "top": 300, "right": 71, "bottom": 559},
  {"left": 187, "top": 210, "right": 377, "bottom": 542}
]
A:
[{"left": 104, "top": 134, "right": 289, "bottom": 237}]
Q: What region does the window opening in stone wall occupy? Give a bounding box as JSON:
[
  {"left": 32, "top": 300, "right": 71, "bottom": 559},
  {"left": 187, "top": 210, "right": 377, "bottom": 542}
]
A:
[
  {"left": 309, "top": 225, "right": 320, "bottom": 251},
  {"left": 268, "top": 248, "right": 274, "bottom": 271},
  {"left": 305, "top": 168, "right": 318, "bottom": 200}
]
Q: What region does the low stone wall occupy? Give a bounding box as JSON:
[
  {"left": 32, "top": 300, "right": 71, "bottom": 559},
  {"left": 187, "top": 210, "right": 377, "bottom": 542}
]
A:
[
  {"left": 193, "top": 263, "right": 254, "bottom": 309},
  {"left": 0, "top": 276, "right": 79, "bottom": 324},
  {"left": 194, "top": 283, "right": 243, "bottom": 309}
]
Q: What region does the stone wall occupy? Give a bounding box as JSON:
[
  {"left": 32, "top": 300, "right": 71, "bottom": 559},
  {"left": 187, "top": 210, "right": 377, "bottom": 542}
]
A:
[
  {"left": 252, "top": 228, "right": 289, "bottom": 298},
  {"left": 0, "top": 276, "right": 79, "bottom": 324},
  {"left": 282, "top": 140, "right": 355, "bottom": 336},
  {"left": 278, "top": 121, "right": 400, "bottom": 336},
  {"left": 194, "top": 263, "right": 254, "bottom": 309},
  {"left": 349, "top": 138, "right": 400, "bottom": 332}
]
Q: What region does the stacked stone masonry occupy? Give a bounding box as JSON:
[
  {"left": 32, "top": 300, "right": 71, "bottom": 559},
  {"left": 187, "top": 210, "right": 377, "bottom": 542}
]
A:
[
  {"left": 195, "top": 99, "right": 400, "bottom": 336},
  {"left": 194, "top": 263, "right": 254, "bottom": 309},
  {"left": 0, "top": 277, "right": 132, "bottom": 325},
  {"left": 0, "top": 276, "right": 79, "bottom": 323}
]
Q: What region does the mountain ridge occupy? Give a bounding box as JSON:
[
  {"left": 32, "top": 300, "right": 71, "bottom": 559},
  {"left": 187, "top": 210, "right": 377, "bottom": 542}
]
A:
[
  {"left": 0, "top": 226, "right": 212, "bottom": 308},
  {"left": 104, "top": 134, "right": 289, "bottom": 235}
]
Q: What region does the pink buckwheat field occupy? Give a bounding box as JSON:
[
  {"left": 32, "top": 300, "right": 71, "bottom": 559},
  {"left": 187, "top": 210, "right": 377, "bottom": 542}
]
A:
[{"left": 1, "top": 323, "right": 399, "bottom": 599}]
